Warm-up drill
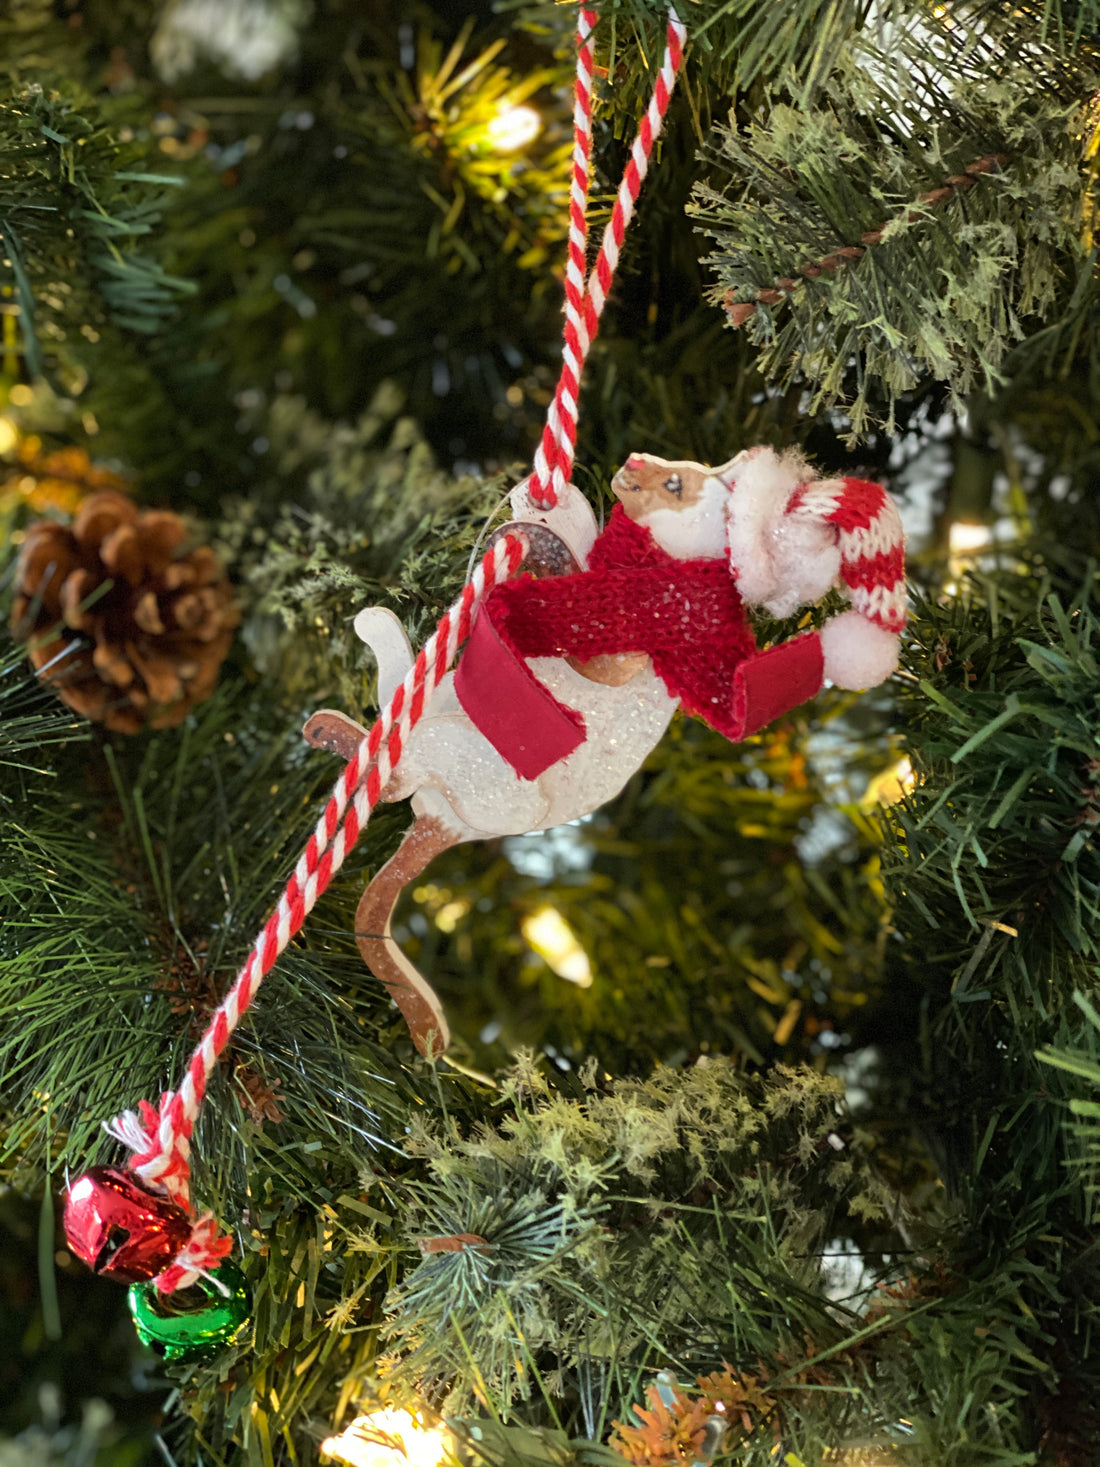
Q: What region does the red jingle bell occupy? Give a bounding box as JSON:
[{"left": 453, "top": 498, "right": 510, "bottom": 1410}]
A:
[{"left": 63, "top": 1166, "right": 192, "bottom": 1283}]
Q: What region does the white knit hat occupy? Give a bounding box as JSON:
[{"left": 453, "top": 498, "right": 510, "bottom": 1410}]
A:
[{"left": 721, "top": 448, "right": 907, "bottom": 690}]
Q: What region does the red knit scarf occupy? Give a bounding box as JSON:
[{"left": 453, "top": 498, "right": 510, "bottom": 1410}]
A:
[{"left": 486, "top": 505, "right": 758, "bottom": 741}]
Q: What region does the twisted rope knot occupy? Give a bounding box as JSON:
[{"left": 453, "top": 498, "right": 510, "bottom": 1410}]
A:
[
  {"left": 155, "top": 1216, "right": 234, "bottom": 1294},
  {"left": 106, "top": 1096, "right": 231, "bottom": 1291},
  {"left": 105, "top": 1095, "right": 193, "bottom": 1202}
]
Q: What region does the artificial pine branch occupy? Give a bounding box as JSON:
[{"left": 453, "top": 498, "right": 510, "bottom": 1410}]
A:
[
  {"left": 0, "top": 666, "right": 416, "bottom": 1179},
  {"left": 1039, "top": 990, "right": 1100, "bottom": 1213},
  {"left": 692, "top": 25, "right": 1099, "bottom": 434},
  {"left": 215, "top": 383, "right": 512, "bottom": 718},
  {"left": 866, "top": 554, "right": 1100, "bottom": 1459},
  {"left": 722, "top": 155, "right": 1009, "bottom": 328},
  {"left": 0, "top": 632, "right": 87, "bottom": 777},
  {"left": 374, "top": 1055, "right": 893, "bottom": 1425},
  {"left": 0, "top": 84, "right": 194, "bottom": 374}
]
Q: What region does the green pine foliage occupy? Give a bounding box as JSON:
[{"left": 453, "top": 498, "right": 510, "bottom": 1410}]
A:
[
  {"left": 0, "top": 636, "right": 87, "bottom": 775},
  {"left": 870, "top": 553, "right": 1100, "bottom": 1458},
  {"left": 0, "top": 648, "right": 431, "bottom": 1183},
  {"left": 214, "top": 384, "right": 512, "bottom": 717},
  {"left": 0, "top": 15, "right": 195, "bottom": 378},
  {"left": 693, "top": 20, "right": 1100, "bottom": 435},
  {"left": 4, "top": 0, "right": 1100, "bottom": 1463},
  {"left": 382, "top": 1056, "right": 891, "bottom": 1426},
  {"left": 406, "top": 705, "right": 892, "bottom": 1074},
  {"left": 1039, "top": 990, "right": 1100, "bottom": 1215}
]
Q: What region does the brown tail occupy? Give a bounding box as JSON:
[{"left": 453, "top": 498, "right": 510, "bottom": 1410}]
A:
[{"left": 355, "top": 814, "right": 463, "bottom": 1058}]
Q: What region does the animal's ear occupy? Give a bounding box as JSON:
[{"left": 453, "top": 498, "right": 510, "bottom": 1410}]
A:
[{"left": 712, "top": 447, "right": 764, "bottom": 485}]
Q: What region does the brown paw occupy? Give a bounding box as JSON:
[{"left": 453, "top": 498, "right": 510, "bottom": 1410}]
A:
[
  {"left": 567, "top": 651, "right": 650, "bottom": 686},
  {"left": 303, "top": 709, "right": 371, "bottom": 761}
]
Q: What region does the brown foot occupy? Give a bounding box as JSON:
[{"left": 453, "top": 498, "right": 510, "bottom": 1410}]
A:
[
  {"left": 303, "top": 708, "right": 371, "bottom": 761},
  {"left": 304, "top": 707, "right": 408, "bottom": 801},
  {"left": 356, "top": 814, "right": 464, "bottom": 1058}
]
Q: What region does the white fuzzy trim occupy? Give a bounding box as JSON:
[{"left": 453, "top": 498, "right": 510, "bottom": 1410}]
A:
[
  {"left": 724, "top": 448, "right": 803, "bottom": 604},
  {"left": 820, "top": 611, "right": 899, "bottom": 690},
  {"left": 761, "top": 517, "right": 841, "bottom": 617},
  {"left": 724, "top": 447, "right": 841, "bottom": 613}
]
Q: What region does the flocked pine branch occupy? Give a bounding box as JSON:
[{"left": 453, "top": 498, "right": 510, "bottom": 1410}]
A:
[
  {"left": 215, "top": 383, "right": 513, "bottom": 717},
  {"left": 691, "top": 18, "right": 1100, "bottom": 433},
  {"left": 375, "top": 1055, "right": 893, "bottom": 1431}
]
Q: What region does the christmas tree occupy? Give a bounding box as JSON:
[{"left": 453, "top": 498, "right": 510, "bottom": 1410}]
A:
[{"left": 3, "top": 0, "right": 1100, "bottom": 1463}]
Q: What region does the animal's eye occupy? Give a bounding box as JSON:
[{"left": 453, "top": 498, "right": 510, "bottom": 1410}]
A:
[{"left": 664, "top": 474, "right": 682, "bottom": 497}]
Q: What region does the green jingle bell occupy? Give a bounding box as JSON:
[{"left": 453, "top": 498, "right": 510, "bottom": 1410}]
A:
[{"left": 127, "top": 1259, "right": 251, "bottom": 1362}]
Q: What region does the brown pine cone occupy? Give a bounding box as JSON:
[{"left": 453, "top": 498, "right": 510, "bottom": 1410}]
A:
[{"left": 11, "top": 490, "right": 240, "bottom": 733}]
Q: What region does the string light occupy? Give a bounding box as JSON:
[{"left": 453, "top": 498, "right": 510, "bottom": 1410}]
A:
[
  {"left": 948, "top": 520, "right": 993, "bottom": 556},
  {"left": 945, "top": 518, "right": 994, "bottom": 595},
  {"left": 522, "top": 907, "right": 592, "bottom": 986},
  {"left": 862, "top": 756, "right": 917, "bottom": 808},
  {"left": 485, "top": 103, "right": 541, "bottom": 152},
  {"left": 321, "top": 1409, "right": 449, "bottom": 1467}
]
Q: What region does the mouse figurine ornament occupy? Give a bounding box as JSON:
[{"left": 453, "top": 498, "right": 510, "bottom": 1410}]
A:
[{"left": 304, "top": 446, "right": 906, "bottom": 1057}]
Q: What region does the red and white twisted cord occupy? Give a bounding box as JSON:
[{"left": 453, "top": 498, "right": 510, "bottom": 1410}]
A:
[
  {"left": 528, "top": 6, "right": 686, "bottom": 510},
  {"left": 99, "top": 1, "right": 688, "bottom": 1296},
  {"left": 529, "top": 6, "right": 597, "bottom": 509},
  {"left": 104, "top": 532, "right": 527, "bottom": 1289}
]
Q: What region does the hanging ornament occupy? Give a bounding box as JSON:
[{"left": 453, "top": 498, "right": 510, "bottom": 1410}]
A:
[
  {"left": 61, "top": 3, "right": 904, "bottom": 1340},
  {"left": 128, "top": 1259, "right": 251, "bottom": 1361},
  {"left": 305, "top": 446, "right": 905, "bottom": 1054}
]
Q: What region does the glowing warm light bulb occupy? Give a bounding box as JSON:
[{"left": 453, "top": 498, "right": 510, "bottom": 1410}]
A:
[
  {"left": 321, "top": 1409, "right": 449, "bottom": 1467},
  {"left": 522, "top": 907, "right": 593, "bottom": 987},
  {"left": 0, "top": 415, "right": 18, "bottom": 455},
  {"left": 862, "top": 755, "right": 917, "bottom": 808},
  {"left": 485, "top": 104, "right": 541, "bottom": 152},
  {"left": 948, "top": 519, "right": 993, "bottom": 555},
  {"left": 944, "top": 519, "right": 995, "bottom": 596}
]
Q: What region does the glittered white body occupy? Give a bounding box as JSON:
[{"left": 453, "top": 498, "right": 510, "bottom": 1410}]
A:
[
  {"left": 360, "top": 478, "right": 679, "bottom": 842},
  {"left": 339, "top": 483, "right": 682, "bottom": 1056},
  {"left": 380, "top": 650, "right": 677, "bottom": 839}
]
